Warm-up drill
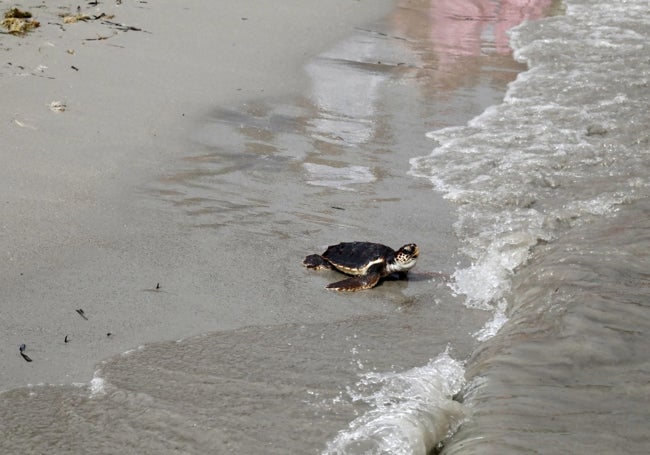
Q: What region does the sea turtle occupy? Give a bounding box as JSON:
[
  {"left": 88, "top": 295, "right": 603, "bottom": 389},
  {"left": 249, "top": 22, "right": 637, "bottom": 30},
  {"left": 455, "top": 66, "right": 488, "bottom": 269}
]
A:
[{"left": 302, "top": 242, "right": 419, "bottom": 291}]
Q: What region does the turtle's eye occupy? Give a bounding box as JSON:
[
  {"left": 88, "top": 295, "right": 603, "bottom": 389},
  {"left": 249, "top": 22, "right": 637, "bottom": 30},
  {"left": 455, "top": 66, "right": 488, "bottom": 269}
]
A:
[{"left": 405, "top": 244, "right": 419, "bottom": 257}]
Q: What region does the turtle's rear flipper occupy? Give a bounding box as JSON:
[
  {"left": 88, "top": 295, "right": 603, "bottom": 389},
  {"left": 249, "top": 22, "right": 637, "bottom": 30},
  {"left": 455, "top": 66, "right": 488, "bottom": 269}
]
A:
[
  {"left": 303, "top": 254, "right": 333, "bottom": 269},
  {"left": 326, "top": 273, "right": 381, "bottom": 291}
]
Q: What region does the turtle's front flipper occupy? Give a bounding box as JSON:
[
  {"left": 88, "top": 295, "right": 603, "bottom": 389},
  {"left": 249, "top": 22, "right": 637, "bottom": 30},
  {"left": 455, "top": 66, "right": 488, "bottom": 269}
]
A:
[
  {"left": 303, "top": 254, "right": 333, "bottom": 270},
  {"left": 326, "top": 272, "right": 381, "bottom": 291}
]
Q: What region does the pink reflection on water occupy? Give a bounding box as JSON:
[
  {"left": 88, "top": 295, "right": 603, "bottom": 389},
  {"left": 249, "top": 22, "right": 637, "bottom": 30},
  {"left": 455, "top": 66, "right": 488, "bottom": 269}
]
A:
[
  {"left": 391, "top": 0, "right": 553, "bottom": 95},
  {"left": 428, "top": 0, "right": 552, "bottom": 59}
]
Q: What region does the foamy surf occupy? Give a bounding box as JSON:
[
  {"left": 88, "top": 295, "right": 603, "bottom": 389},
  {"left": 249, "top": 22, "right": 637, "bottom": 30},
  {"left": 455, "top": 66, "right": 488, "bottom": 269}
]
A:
[
  {"left": 410, "top": 0, "right": 650, "bottom": 337},
  {"left": 323, "top": 351, "right": 466, "bottom": 455},
  {"left": 410, "top": 0, "right": 650, "bottom": 453},
  {"left": 89, "top": 373, "right": 106, "bottom": 398}
]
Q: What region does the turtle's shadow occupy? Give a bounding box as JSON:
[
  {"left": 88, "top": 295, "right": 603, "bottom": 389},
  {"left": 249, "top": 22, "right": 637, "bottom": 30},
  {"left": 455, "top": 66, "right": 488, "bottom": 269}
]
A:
[{"left": 385, "top": 271, "right": 451, "bottom": 283}]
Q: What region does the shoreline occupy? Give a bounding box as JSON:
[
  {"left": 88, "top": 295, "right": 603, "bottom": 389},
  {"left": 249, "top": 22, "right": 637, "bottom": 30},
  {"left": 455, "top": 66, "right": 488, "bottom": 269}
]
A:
[
  {"left": 1, "top": 0, "right": 396, "bottom": 390},
  {"left": 1, "top": 0, "right": 530, "bottom": 395}
]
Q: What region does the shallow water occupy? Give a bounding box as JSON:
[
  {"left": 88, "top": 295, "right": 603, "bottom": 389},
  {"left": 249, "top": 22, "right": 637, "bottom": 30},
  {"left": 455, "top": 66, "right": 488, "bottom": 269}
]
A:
[
  {"left": 1, "top": 316, "right": 468, "bottom": 454},
  {"left": 5, "top": 0, "right": 647, "bottom": 453},
  {"left": 409, "top": 0, "right": 650, "bottom": 453},
  {"left": 443, "top": 200, "right": 650, "bottom": 454}
]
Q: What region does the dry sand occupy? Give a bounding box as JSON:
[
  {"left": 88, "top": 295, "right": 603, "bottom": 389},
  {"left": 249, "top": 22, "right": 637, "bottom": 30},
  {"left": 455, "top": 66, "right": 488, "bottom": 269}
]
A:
[{"left": 1, "top": 0, "right": 397, "bottom": 390}]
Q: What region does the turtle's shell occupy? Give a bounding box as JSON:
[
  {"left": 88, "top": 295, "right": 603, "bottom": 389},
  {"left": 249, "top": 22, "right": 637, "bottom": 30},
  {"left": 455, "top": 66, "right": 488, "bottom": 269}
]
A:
[{"left": 321, "top": 242, "right": 394, "bottom": 275}]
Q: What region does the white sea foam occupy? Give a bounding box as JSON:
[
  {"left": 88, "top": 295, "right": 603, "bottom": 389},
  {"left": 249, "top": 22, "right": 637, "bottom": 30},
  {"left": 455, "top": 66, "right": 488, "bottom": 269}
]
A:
[
  {"left": 120, "top": 344, "right": 146, "bottom": 356},
  {"left": 473, "top": 300, "right": 508, "bottom": 342},
  {"left": 323, "top": 350, "right": 466, "bottom": 455},
  {"left": 410, "top": 0, "right": 649, "bottom": 322},
  {"left": 89, "top": 371, "right": 106, "bottom": 398}
]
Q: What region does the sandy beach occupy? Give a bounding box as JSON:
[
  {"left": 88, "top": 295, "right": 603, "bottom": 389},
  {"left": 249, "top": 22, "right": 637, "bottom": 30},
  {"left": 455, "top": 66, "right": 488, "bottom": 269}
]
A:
[
  {"left": 0, "top": 1, "right": 581, "bottom": 453},
  {"left": 1, "top": 0, "right": 402, "bottom": 389},
  {"left": 4, "top": 1, "right": 648, "bottom": 453}
]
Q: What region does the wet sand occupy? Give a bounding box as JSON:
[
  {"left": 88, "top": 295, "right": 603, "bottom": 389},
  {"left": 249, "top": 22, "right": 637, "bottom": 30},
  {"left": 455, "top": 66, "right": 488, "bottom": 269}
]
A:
[
  {"left": 1, "top": 0, "right": 396, "bottom": 389},
  {"left": 1, "top": 0, "right": 526, "bottom": 394}
]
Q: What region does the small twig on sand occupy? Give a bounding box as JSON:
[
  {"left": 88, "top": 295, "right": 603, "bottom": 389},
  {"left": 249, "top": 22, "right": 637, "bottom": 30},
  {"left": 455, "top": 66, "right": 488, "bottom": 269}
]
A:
[
  {"left": 85, "top": 32, "right": 117, "bottom": 41},
  {"left": 19, "top": 344, "right": 33, "bottom": 362}
]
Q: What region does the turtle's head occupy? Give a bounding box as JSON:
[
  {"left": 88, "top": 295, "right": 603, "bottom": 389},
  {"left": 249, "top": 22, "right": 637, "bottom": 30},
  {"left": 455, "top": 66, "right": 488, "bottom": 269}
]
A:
[{"left": 392, "top": 243, "right": 419, "bottom": 272}]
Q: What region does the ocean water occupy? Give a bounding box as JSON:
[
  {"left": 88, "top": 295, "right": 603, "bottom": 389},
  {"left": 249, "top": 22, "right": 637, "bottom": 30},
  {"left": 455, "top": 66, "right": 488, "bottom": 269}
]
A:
[
  {"left": 2, "top": 0, "right": 649, "bottom": 454},
  {"left": 419, "top": 1, "right": 650, "bottom": 452}
]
